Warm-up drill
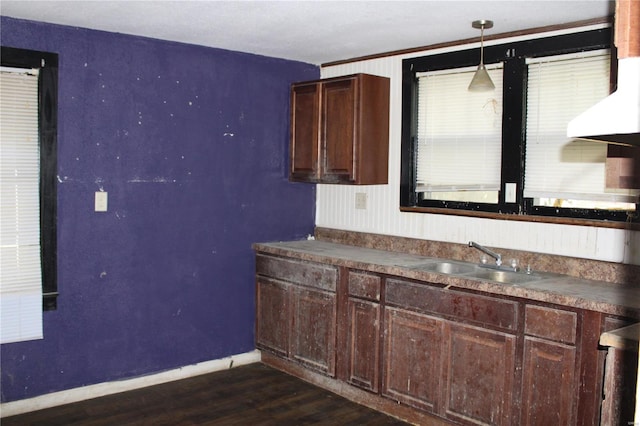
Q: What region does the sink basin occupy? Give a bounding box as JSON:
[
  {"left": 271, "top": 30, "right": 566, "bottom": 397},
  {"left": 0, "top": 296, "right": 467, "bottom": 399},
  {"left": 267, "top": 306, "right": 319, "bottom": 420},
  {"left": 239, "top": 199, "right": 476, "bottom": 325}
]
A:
[
  {"left": 465, "top": 269, "right": 541, "bottom": 284},
  {"left": 399, "top": 258, "right": 548, "bottom": 285},
  {"left": 412, "top": 261, "right": 477, "bottom": 275}
]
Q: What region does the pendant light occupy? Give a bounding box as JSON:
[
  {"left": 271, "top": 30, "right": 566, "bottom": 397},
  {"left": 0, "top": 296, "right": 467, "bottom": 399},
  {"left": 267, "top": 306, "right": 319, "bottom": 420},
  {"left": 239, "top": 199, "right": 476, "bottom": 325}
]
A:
[{"left": 468, "top": 19, "right": 495, "bottom": 92}]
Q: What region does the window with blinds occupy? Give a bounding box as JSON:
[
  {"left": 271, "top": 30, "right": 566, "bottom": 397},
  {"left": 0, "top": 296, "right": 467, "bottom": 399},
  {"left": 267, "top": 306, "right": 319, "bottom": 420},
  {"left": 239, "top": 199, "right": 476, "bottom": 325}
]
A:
[
  {"left": 416, "top": 65, "right": 503, "bottom": 203},
  {"left": 524, "top": 50, "right": 638, "bottom": 210},
  {"left": 401, "top": 27, "right": 635, "bottom": 222},
  {"left": 0, "top": 67, "right": 43, "bottom": 344}
]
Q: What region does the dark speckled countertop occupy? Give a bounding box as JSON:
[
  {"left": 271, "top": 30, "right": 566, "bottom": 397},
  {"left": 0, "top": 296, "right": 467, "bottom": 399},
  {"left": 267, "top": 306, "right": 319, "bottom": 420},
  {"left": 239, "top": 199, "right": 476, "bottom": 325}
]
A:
[{"left": 254, "top": 240, "right": 640, "bottom": 320}]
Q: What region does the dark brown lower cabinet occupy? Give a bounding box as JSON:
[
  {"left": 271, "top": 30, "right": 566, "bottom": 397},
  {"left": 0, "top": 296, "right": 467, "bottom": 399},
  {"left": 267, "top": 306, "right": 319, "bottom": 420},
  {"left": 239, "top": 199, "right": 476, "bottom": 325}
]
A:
[
  {"left": 345, "top": 270, "right": 383, "bottom": 392},
  {"left": 600, "top": 318, "right": 639, "bottom": 426},
  {"left": 347, "top": 298, "right": 380, "bottom": 391},
  {"left": 255, "top": 277, "right": 290, "bottom": 357},
  {"left": 521, "top": 304, "right": 579, "bottom": 425},
  {"left": 601, "top": 346, "right": 639, "bottom": 425},
  {"left": 521, "top": 337, "right": 577, "bottom": 425},
  {"left": 381, "top": 306, "right": 517, "bottom": 424},
  {"left": 255, "top": 254, "right": 338, "bottom": 377},
  {"left": 442, "top": 323, "right": 516, "bottom": 425},
  {"left": 254, "top": 253, "right": 632, "bottom": 426},
  {"left": 291, "top": 286, "right": 337, "bottom": 376},
  {"left": 382, "top": 307, "right": 443, "bottom": 412}
]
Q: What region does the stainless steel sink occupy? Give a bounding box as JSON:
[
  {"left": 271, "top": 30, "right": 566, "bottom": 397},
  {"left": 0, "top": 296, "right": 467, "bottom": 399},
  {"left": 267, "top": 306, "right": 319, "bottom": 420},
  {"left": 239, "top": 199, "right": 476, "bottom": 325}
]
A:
[
  {"left": 400, "top": 258, "right": 549, "bottom": 285},
  {"left": 464, "top": 269, "right": 541, "bottom": 284},
  {"left": 411, "top": 261, "right": 478, "bottom": 275}
]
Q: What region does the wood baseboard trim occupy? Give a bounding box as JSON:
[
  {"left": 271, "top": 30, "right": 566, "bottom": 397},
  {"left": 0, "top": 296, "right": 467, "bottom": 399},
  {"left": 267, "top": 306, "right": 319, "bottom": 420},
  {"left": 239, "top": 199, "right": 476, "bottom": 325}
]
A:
[
  {"left": 0, "top": 350, "right": 262, "bottom": 418},
  {"left": 261, "top": 352, "right": 451, "bottom": 426}
]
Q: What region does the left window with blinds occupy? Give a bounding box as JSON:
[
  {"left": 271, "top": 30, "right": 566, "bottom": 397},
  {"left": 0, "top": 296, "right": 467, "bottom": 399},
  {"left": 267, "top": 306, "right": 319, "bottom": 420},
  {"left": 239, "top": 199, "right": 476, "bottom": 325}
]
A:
[{"left": 1, "top": 46, "right": 58, "bottom": 344}]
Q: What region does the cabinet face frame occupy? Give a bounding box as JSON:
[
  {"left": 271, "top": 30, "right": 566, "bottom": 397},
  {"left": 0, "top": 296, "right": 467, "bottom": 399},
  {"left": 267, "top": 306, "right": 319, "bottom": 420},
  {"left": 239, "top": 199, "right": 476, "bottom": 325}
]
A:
[{"left": 290, "top": 83, "right": 320, "bottom": 181}]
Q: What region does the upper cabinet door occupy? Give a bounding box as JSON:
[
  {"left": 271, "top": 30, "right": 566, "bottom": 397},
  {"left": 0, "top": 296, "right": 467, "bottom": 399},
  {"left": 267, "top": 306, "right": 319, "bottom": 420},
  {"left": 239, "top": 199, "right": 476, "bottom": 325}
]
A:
[
  {"left": 289, "top": 74, "right": 389, "bottom": 185},
  {"left": 290, "top": 82, "right": 320, "bottom": 182},
  {"left": 322, "top": 77, "right": 357, "bottom": 183}
]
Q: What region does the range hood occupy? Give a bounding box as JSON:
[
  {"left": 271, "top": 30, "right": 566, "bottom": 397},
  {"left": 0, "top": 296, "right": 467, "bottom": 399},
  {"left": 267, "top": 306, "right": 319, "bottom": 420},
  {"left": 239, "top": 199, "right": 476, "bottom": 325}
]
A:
[{"left": 567, "top": 0, "right": 640, "bottom": 146}]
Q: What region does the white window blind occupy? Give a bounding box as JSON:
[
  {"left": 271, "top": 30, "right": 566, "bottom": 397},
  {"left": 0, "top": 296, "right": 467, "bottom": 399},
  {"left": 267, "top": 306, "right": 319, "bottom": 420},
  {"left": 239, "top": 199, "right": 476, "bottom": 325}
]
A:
[
  {"left": 0, "top": 68, "right": 43, "bottom": 344},
  {"left": 524, "top": 50, "right": 638, "bottom": 203},
  {"left": 416, "top": 65, "right": 504, "bottom": 196}
]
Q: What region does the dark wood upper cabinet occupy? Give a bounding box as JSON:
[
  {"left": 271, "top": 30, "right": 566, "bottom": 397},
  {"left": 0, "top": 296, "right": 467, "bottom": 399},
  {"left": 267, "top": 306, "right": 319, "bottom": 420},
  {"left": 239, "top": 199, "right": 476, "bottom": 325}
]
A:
[{"left": 290, "top": 74, "right": 390, "bottom": 184}]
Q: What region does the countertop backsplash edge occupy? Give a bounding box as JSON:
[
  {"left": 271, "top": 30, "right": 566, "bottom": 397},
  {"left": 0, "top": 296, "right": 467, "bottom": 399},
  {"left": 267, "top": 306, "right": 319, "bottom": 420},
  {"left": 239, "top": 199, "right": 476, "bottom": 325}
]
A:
[{"left": 314, "top": 227, "right": 640, "bottom": 287}]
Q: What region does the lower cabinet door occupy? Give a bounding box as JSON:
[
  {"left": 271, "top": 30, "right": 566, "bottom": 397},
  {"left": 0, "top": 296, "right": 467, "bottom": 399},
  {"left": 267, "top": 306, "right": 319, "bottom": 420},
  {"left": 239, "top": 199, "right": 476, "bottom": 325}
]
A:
[
  {"left": 443, "top": 322, "right": 517, "bottom": 426},
  {"left": 255, "top": 277, "right": 290, "bottom": 357},
  {"left": 520, "top": 336, "right": 577, "bottom": 425},
  {"left": 347, "top": 298, "right": 380, "bottom": 392},
  {"left": 382, "top": 307, "right": 443, "bottom": 412},
  {"left": 291, "top": 286, "right": 337, "bottom": 376}
]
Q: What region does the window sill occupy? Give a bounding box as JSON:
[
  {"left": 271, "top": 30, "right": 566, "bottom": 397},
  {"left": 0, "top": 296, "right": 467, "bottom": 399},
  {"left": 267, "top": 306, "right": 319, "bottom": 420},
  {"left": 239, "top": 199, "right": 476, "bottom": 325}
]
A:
[{"left": 400, "top": 206, "right": 640, "bottom": 230}]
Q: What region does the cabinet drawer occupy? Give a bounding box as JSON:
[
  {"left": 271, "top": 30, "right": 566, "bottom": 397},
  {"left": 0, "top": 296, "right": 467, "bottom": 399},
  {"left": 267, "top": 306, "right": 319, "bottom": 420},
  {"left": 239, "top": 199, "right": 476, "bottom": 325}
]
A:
[
  {"left": 525, "top": 304, "right": 577, "bottom": 344},
  {"left": 348, "top": 271, "right": 381, "bottom": 301},
  {"left": 386, "top": 279, "right": 518, "bottom": 331},
  {"left": 256, "top": 254, "right": 337, "bottom": 292}
]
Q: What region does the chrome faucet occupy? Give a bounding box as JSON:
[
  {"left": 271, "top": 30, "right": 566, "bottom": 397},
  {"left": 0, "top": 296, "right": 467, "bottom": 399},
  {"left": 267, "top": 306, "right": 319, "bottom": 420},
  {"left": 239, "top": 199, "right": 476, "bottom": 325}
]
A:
[{"left": 468, "top": 241, "right": 502, "bottom": 266}]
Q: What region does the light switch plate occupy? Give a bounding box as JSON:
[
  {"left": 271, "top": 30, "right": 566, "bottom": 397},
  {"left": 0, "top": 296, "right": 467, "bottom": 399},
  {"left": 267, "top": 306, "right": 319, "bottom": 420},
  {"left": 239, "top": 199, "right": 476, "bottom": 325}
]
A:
[
  {"left": 355, "top": 192, "right": 367, "bottom": 210},
  {"left": 95, "top": 191, "right": 108, "bottom": 212}
]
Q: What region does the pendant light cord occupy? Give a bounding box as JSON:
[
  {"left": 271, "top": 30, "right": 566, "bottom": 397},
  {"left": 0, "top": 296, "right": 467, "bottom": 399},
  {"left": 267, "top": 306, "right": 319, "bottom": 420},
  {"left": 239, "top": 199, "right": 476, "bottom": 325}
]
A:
[{"left": 480, "top": 25, "right": 485, "bottom": 66}]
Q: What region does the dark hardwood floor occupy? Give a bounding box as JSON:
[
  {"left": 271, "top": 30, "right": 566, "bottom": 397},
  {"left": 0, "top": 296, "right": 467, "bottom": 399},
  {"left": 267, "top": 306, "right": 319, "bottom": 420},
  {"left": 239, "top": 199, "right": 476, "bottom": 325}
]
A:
[{"left": 3, "top": 363, "right": 410, "bottom": 425}]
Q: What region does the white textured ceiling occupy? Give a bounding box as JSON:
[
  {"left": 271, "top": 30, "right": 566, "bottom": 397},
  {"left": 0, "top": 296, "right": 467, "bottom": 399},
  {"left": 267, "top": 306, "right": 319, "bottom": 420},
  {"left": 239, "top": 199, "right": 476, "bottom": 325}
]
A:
[{"left": 0, "top": 1, "right": 614, "bottom": 65}]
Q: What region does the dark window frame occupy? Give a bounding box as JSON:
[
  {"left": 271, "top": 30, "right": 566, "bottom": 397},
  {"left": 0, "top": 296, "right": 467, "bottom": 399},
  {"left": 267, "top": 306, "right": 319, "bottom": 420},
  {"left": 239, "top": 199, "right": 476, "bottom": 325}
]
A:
[
  {"left": 400, "top": 27, "right": 636, "bottom": 223},
  {"left": 2, "top": 46, "right": 59, "bottom": 310}
]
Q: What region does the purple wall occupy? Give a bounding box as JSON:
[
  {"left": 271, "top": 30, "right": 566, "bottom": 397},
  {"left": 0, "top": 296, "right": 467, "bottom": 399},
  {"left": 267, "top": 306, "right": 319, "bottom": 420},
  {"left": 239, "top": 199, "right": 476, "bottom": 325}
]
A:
[{"left": 0, "top": 17, "right": 318, "bottom": 402}]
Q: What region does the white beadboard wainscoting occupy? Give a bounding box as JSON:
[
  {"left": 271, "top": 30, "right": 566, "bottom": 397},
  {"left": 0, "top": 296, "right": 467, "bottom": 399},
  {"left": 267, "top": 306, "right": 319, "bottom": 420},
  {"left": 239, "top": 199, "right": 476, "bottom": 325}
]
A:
[{"left": 317, "top": 22, "right": 640, "bottom": 266}]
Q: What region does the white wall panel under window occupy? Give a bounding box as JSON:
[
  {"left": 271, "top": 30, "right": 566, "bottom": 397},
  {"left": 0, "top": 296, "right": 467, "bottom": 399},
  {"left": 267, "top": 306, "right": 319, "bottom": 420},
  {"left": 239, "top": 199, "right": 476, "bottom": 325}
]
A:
[{"left": 0, "top": 69, "right": 43, "bottom": 344}]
